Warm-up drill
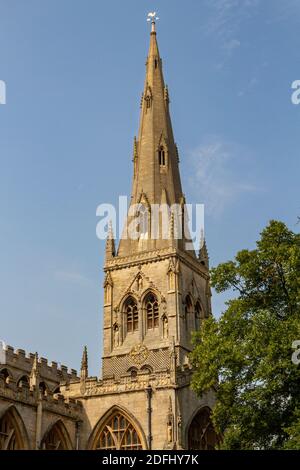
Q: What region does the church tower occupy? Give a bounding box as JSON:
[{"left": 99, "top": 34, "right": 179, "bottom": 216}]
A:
[
  {"left": 96, "top": 19, "right": 216, "bottom": 449},
  {"left": 102, "top": 18, "right": 210, "bottom": 378},
  {"left": 57, "top": 18, "right": 217, "bottom": 451}
]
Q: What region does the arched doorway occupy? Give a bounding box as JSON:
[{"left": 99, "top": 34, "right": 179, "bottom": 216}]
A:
[
  {"left": 0, "top": 406, "right": 29, "bottom": 450},
  {"left": 41, "top": 420, "right": 72, "bottom": 450},
  {"left": 188, "top": 407, "right": 218, "bottom": 450},
  {"left": 89, "top": 407, "right": 146, "bottom": 450}
]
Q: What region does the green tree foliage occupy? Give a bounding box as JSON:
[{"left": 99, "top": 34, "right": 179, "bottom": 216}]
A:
[{"left": 190, "top": 221, "right": 300, "bottom": 449}]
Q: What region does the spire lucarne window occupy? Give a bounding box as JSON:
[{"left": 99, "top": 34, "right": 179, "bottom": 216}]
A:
[{"left": 158, "top": 147, "right": 165, "bottom": 166}]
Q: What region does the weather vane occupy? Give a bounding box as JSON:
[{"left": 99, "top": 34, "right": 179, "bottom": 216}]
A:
[{"left": 147, "top": 11, "right": 159, "bottom": 32}]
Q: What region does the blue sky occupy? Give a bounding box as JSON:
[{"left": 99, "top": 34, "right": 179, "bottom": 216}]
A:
[{"left": 0, "top": 0, "right": 299, "bottom": 376}]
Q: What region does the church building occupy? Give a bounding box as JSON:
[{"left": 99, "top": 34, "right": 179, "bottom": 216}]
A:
[{"left": 0, "top": 19, "right": 217, "bottom": 451}]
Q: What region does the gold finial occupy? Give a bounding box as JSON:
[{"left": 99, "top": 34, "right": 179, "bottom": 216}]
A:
[{"left": 147, "top": 12, "right": 159, "bottom": 32}]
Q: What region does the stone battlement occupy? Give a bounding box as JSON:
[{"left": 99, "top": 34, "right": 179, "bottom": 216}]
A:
[
  {"left": 1, "top": 344, "right": 78, "bottom": 383},
  {"left": 0, "top": 378, "right": 82, "bottom": 418}
]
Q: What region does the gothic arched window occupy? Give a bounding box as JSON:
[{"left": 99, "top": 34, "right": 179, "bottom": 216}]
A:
[
  {"left": 125, "top": 297, "right": 139, "bottom": 333},
  {"left": 91, "top": 411, "right": 143, "bottom": 450},
  {"left": 0, "top": 368, "right": 11, "bottom": 384},
  {"left": 0, "top": 408, "right": 27, "bottom": 450},
  {"left": 185, "top": 295, "right": 193, "bottom": 316},
  {"left": 17, "top": 375, "right": 29, "bottom": 388},
  {"left": 41, "top": 421, "right": 72, "bottom": 450},
  {"left": 39, "top": 381, "right": 48, "bottom": 396},
  {"left": 188, "top": 407, "right": 219, "bottom": 450},
  {"left": 195, "top": 301, "right": 202, "bottom": 330},
  {"left": 185, "top": 295, "right": 193, "bottom": 332},
  {"left": 145, "top": 293, "right": 159, "bottom": 330}
]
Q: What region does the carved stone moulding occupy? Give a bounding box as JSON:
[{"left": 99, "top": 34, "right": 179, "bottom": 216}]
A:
[{"left": 129, "top": 343, "right": 149, "bottom": 366}]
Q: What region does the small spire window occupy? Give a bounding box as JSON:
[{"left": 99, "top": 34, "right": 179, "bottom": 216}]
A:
[
  {"left": 158, "top": 147, "right": 165, "bottom": 166},
  {"left": 144, "top": 86, "right": 152, "bottom": 112}
]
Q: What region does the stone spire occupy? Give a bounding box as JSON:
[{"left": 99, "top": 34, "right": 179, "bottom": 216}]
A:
[
  {"left": 80, "top": 345, "right": 88, "bottom": 381},
  {"left": 118, "top": 20, "right": 189, "bottom": 256},
  {"left": 133, "top": 20, "right": 183, "bottom": 205}
]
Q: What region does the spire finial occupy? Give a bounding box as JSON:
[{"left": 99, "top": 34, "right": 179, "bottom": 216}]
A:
[
  {"left": 199, "top": 229, "right": 209, "bottom": 268},
  {"left": 200, "top": 228, "right": 205, "bottom": 250},
  {"left": 147, "top": 12, "right": 159, "bottom": 33},
  {"left": 105, "top": 221, "right": 116, "bottom": 262}
]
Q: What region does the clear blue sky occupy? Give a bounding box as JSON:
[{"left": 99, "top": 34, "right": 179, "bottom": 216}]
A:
[{"left": 0, "top": 0, "right": 299, "bottom": 376}]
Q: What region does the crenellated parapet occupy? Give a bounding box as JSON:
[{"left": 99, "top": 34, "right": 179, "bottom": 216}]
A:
[
  {"left": 0, "top": 376, "right": 82, "bottom": 419},
  {"left": 0, "top": 345, "right": 78, "bottom": 391}
]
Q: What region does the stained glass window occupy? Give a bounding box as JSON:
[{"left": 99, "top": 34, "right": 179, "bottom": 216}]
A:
[{"left": 93, "top": 412, "right": 143, "bottom": 450}]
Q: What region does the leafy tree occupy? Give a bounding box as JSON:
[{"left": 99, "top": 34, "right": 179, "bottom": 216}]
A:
[
  {"left": 191, "top": 221, "right": 300, "bottom": 449},
  {"left": 284, "top": 409, "right": 300, "bottom": 449}
]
